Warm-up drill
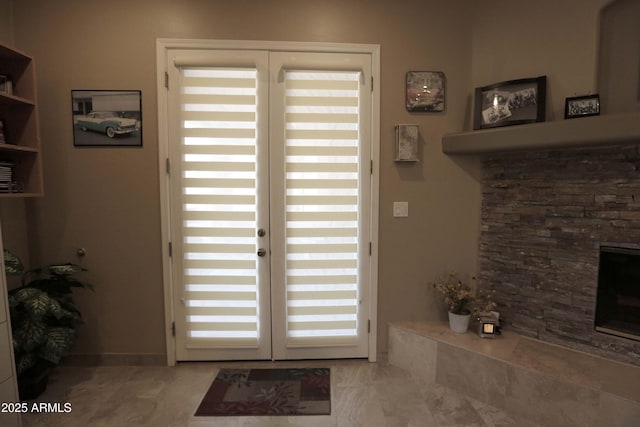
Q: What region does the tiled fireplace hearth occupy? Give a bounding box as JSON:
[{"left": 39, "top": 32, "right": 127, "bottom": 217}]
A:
[
  {"left": 479, "top": 143, "right": 640, "bottom": 366},
  {"left": 388, "top": 322, "right": 640, "bottom": 427}
]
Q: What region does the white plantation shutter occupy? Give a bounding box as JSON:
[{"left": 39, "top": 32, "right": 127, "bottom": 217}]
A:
[
  {"left": 283, "top": 70, "right": 361, "bottom": 346},
  {"left": 179, "top": 67, "right": 262, "bottom": 348}
]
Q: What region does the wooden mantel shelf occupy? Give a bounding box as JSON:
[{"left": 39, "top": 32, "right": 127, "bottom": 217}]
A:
[{"left": 442, "top": 112, "right": 640, "bottom": 154}]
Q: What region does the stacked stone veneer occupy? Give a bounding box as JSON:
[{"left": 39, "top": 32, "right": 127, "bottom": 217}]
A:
[{"left": 479, "top": 143, "right": 640, "bottom": 366}]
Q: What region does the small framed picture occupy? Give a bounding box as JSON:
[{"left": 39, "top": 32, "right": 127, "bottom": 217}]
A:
[
  {"left": 473, "top": 76, "right": 546, "bottom": 130},
  {"left": 564, "top": 94, "right": 600, "bottom": 119},
  {"left": 406, "top": 71, "right": 445, "bottom": 112},
  {"left": 71, "top": 90, "right": 142, "bottom": 147}
]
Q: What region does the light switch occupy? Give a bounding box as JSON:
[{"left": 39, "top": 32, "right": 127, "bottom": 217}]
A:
[{"left": 393, "top": 201, "right": 409, "bottom": 217}]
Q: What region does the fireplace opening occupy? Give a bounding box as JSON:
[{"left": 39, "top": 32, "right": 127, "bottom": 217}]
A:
[{"left": 595, "top": 246, "right": 640, "bottom": 341}]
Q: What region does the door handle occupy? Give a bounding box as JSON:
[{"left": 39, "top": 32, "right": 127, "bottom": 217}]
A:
[{"left": 257, "top": 248, "right": 267, "bottom": 257}]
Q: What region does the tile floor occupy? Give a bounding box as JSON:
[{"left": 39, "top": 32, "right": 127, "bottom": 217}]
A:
[{"left": 20, "top": 357, "right": 541, "bottom": 427}]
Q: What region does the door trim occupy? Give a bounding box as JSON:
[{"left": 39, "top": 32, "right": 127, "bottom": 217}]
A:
[{"left": 156, "top": 38, "right": 380, "bottom": 366}]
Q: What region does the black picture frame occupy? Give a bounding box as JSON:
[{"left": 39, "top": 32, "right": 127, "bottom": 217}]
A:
[
  {"left": 71, "top": 90, "right": 142, "bottom": 147},
  {"left": 473, "top": 76, "right": 546, "bottom": 130},
  {"left": 564, "top": 94, "right": 600, "bottom": 119},
  {"left": 406, "top": 71, "right": 445, "bottom": 112}
]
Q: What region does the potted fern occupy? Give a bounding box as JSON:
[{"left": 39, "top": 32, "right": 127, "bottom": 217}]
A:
[{"left": 3, "top": 249, "right": 93, "bottom": 399}]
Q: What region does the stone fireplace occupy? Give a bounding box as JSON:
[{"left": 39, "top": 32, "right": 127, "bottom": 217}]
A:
[{"left": 478, "top": 143, "right": 640, "bottom": 366}]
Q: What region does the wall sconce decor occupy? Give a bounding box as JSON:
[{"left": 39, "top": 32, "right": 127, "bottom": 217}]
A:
[{"left": 395, "top": 124, "right": 419, "bottom": 162}]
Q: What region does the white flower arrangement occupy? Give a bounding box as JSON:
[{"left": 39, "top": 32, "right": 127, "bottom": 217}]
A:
[{"left": 432, "top": 272, "right": 496, "bottom": 316}]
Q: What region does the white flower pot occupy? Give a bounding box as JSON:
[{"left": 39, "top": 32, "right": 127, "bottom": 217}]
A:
[{"left": 448, "top": 311, "right": 471, "bottom": 333}]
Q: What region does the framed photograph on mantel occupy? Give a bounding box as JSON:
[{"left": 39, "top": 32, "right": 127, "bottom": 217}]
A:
[
  {"left": 565, "top": 94, "right": 600, "bottom": 119},
  {"left": 473, "top": 76, "right": 546, "bottom": 130}
]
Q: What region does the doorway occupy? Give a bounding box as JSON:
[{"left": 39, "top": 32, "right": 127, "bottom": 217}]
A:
[{"left": 157, "top": 40, "right": 380, "bottom": 363}]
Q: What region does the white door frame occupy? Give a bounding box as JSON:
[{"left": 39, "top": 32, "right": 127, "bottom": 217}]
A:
[{"left": 156, "top": 38, "right": 380, "bottom": 366}]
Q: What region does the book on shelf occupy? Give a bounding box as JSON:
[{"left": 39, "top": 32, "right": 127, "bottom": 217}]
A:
[
  {"left": 0, "top": 157, "right": 18, "bottom": 191},
  {"left": 0, "top": 160, "right": 14, "bottom": 182},
  {"left": 0, "top": 75, "right": 13, "bottom": 95}
]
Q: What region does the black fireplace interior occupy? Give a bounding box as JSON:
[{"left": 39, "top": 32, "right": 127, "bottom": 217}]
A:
[{"left": 595, "top": 246, "right": 640, "bottom": 341}]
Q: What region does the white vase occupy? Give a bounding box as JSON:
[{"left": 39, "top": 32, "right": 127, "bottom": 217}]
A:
[{"left": 448, "top": 311, "right": 471, "bottom": 333}]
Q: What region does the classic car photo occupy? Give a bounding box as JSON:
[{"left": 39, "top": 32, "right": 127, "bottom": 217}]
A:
[{"left": 76, "top": 111, "right": 138, "bottom": 138}]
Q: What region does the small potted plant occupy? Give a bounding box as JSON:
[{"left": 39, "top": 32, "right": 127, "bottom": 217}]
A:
[
  {"left": 432, "top": 272, "right": 495, "bottom": 333},
  {"left": 3, "top": 249, "right": 94, "bottom": 399}
]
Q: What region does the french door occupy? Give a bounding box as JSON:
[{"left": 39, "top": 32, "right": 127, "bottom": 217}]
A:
[{"left": 159, "top": 42, "right": 378, "bottom": 362}]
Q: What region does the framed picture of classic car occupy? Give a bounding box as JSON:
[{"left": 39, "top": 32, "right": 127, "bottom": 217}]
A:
[
  {"left": 71, "top": 90, "right": 142, "bottom": 147},
  {"left": 473, "top": 76, "right": 546, "bottom": 130}
]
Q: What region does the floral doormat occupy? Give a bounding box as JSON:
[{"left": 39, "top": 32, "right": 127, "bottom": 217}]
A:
[{"left": 195, "top": 368, "right": 331, "bottom": 416}]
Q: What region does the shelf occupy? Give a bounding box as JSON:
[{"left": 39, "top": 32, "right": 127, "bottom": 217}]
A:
[
  {"left": 0, "top": 43, "right": 42, "bottom": 198},
  {"left": 442, "top": 112, "right": 640, "bottom": 155},
  {"left": 0, "top": 192, "right": 42, "bottom": 198},
  {"left": 0, "top": 144, "right": 38, "bottom": 154},
  {"left": 0, "top": 43, "right": 30, "bottom": 62},
  {"left": 0, "top": 92, "right": 35, "bottom": 106}
]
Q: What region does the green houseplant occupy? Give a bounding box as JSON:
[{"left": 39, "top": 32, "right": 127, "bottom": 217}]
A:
[{"left": 3, "top": 249, "right": 93, "bottom": 399}]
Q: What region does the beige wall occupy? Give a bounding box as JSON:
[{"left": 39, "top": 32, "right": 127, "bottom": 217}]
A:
[
  {"left": 598, "top": 0, "right": 640, "bottom": 114},
  {"left": 0, "top": 0, "right": 12, "bottom": 45},
  {"left": 471, "top": 0, "right": 613, "bottom": 124},
  {"left": 9, "top": 0, "right": 478, "bottom": 358},
  {"left": 6, "top": 0, "right": 621, "bottom": 359}
]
